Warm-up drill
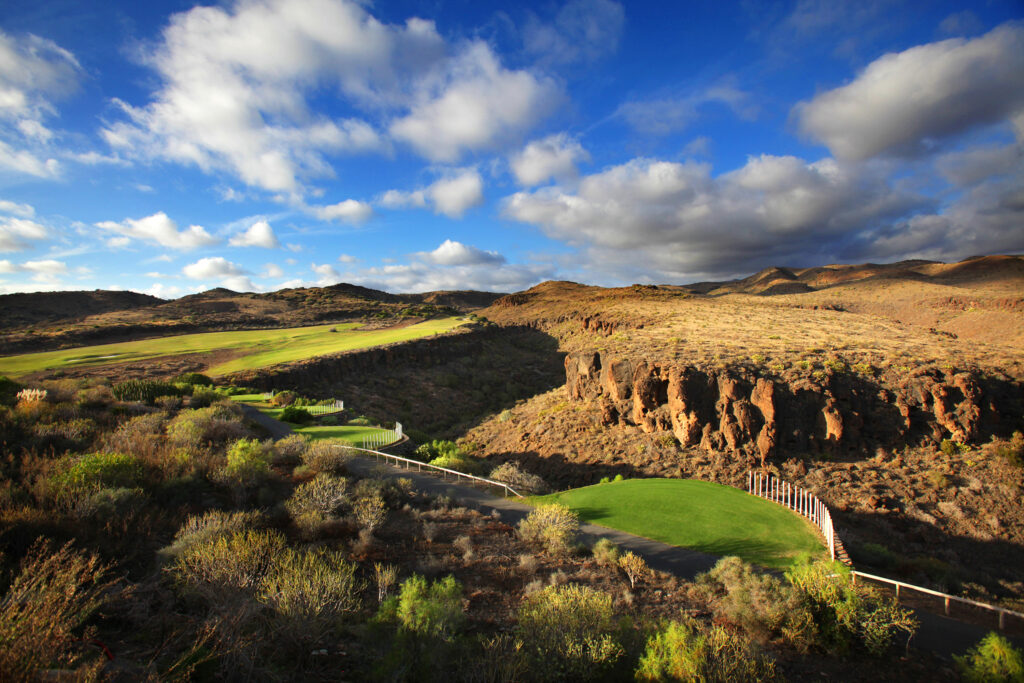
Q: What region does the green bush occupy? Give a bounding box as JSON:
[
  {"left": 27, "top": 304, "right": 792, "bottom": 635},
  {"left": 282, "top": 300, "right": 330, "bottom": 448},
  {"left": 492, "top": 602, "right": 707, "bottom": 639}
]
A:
[
  {"left": 269, "top": 390, "right": 297, "bottom": 407},
  {"left": 51, "top": 452, "right": 145, "bottom": 495},
  {"left": 786, "top": 556, "right": 917, "bottom": 656},
  {"left": 173, "top": 528, "right": 286, "bottom": 592},
  {"left": 517, "top": 503, "right": 579, "bottom": 556},
  {"left": 955, "top": 632, "right": 1024, "bottom": 682},
  {"left": 160, "top": 510, "right": 263, "bottom": 560},
  {"left": 173, "top": 372, "right": 212, "bottom": 386},
  {"left": 429, "top": 452, "right": 487, "bottom": 475},
  {"left": 593, "top": 538, "right": 620, "bottom": 567},
  {"left": 634, "top": 619, "right": 778, "bottom": 682},
  {"left": 414, "top": 439, "right": 460, "bottom": 461},
  {"left": 222, "top": 438, "right": 273, "bottom": 488},
  {"left": 167, "top": 404, "right": 248, "bottom": 448},
  {"left": 517, "top": 584, "right": 624, "bottom": 680},
  {"left": 112, "top": 379, "right": 179, "bottom": 403},
  {"left": 280, "top": 405, "right": 312, "bottom": 424},
  {"left": 376, "top": 574, "right": 465, "bottom": 641}
]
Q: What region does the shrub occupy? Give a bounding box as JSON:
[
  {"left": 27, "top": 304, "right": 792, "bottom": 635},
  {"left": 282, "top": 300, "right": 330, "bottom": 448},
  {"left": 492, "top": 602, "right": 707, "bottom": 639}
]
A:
[
  {"left": 302, "top": 439, "right": 351, "bottom": 474},
  {"left": 280, "top": 405, "right": 312, "bottom": 424},
  {"left": 72, "top": 486, "right": 145, "bottom": 520},
  {"left": 269, "top": 390, "right": 297, "bottom": 407},
  {"left": 272, "top": 433, "right": 308, "bottom": 465},
  {"left": 221, "top": 438, "right": 273, "bottom": 488},
  {"left": 31, "top": 418, "right": 96, "bottom": 452},
  {"left": 285, "top": 474, "right": 349, "bottom": 520},
  {"left": 51, "top": 452, "right": 145, "bottom": 495},
  {"left": 0, "top": 540, "right": 117, "bottom": 681},
  {"left": 390, "top": 574, "right": 465, "bottom": 640},
  {"left": 160, "top": 510, "right": 263, "bottom": 560},
  {"left": 992, "top": 431, "right": 1024, "bottom": 468},
  {"left": 353, "top": 492, "right": 388, "bottom": 532},
  {"left": 489, "top": 461, "right": 550, "bottom": 494},
  {"left": 634, "top": 619, "right": 778, "bottom": 682},
  {"left": 593, "top": 538, "right": 620, "bottom": 567},
  {"left": 517, "top": 584, "right": 624, "bottom": 680},
  {"left": 429, "top": 452, "right": 487, "bottom": 475},
  {"left": 786, "top": 556, "right": 917, "bottom": 655},
  {"left": 259, "top": 547, "right": 361, "bottom": 628},
  {"left": 187, "top": 388, "right": 220, "bottom": 408},
  {"left": 940, "top": 438, "right": 971, "bottom": 456},
  {"left": 414, "top": 439, "right": 461, "bottom": 462},
  {"left": 348, "top": 416, "right": 373, "bottom": 426},
  {"left": 112, "top": 379, "right": 178, "bottom": 403},
  {"left": 955, "top": 632, "right": 1024, "bottom": 682},
  {"left": 697, "top": 556, "right": 816, "bottom": 650},
  {"left": 16, "top": 387, "right": 48, "bottom": 404},
  {"left": 173, "top": 372, "right": 213, "bottom": 386},
  {"left": 374, "top": 563, "right": 399, "bottom": 603},
  {"left": 167, "top": 404, "right": 248, "bottom": 448},
  {"left": 518, "top": 503, "right": 579, "bottom": 556},
  {"left": 618, "top": 551, "right": 648, "bottom": 588},
  {"left": 173, "top": 528, "right": 286, "bottom": 592}
]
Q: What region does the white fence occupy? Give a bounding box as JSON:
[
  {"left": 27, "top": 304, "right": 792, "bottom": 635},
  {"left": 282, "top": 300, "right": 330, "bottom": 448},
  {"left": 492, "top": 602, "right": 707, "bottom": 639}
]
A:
[
  {"left": 361, "top": 426, "right": 402, "bottom": 450},
  {"left": 748, "top": 471, "right": 837, "bottom": 561},
  {"left": 306, "top": 400, "right": 344, "bottom": 415},
  {"left": 341, "top": 445, "right": 523, "bottom": 498}
]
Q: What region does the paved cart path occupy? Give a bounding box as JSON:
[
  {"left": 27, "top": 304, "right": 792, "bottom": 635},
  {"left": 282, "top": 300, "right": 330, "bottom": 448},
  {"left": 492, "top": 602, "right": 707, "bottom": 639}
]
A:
[{"left": 243, "top": 406, "right": 1024, "bottom": 658}]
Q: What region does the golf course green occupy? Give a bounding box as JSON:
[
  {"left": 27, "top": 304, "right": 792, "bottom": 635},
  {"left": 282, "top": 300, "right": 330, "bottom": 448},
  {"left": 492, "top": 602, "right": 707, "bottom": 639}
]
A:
[
  {"left": 0, "top": 317, "right": 466, "bottom": 378},
  {"left": 532, "top": 478, "right": 825, "bottom": 569}
]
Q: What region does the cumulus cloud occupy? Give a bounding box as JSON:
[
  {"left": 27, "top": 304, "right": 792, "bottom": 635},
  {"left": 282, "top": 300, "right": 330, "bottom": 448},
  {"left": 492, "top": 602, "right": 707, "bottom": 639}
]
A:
[
  {"left": 523, "top": 0, "right": 625, "bottom": 66},
  {"left": 0, "top": 216, "right": 48, "bottom": 251},
  {"left": 96, "top": 212, "right": 221, "bottom": 250},
  {"left": 0, "top": 258, "right": 68, "bottom": 282},
  {"left": 390, "top": 42, "right": 560, "bottom": 162},
  {"left": 183, "top": 256, "right": 246, "bottom": 280},
  {"left": 379, "top": 168, "right": 484, "bottom": 218},
  {"left": 311, "top": 262, "right": 340, "bottom": 285},
  {"left": 416, "top": 239, "right": 505, "bottom": 266},
  {"left": 0, "top": 199, "right": 35, "bottom": 218},
  {"left": 312, "top": 199, "right": 373, "bottom": 224},
  {"left": 337, "top": 253, "right": 358, "bottom": 263},
  {"left": 510, "top": 134, "right": 588, "bottom": 186},
  {"left": 229, "top": 219, "right": 280, "bottom": 248},
  {"left": 0, "top": 139, "right": 60, "bottom": 178},
  {"left": 262, "top": 263, "right": 285, "bottom": 278},
  {"left": 796, "top": 23, "right": 1024, "bottom": 160},
  {"left": 100, "top": 0, "right": 444, "bottom": 193},
  {"left": 503, "top": 154, "right": 929, "bottom": 280},
  {"left": 343, "top": 261, "right": 553, "bottom": 293}
]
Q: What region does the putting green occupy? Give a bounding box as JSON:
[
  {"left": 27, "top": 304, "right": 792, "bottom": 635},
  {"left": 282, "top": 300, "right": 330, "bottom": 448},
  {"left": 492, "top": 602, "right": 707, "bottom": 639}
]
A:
[
  {"left": 233, "top": 396, "right": 390, "bottom": 446},
  {"left": 0, "top": 317, "right": 466, "bottom": 378},
  {"left": 532, "top": 478, "right": 825, "bottom": 569}
]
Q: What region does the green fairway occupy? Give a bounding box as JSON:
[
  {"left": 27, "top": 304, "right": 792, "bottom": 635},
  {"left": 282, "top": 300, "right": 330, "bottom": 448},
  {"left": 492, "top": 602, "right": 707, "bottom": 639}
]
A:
[
  {"left": 291, "top": 424, "right": 387, "bottom": 445},
  {"left": 0, "top": 317, "right": 466, "bottom": 378},
  {"left": 532, "top": 478, "right": 825, "bottom": 569}
]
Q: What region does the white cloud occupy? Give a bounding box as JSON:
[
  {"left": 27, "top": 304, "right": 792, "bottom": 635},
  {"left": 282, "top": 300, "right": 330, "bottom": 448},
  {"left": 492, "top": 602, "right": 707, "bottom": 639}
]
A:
[
  {"left": 338, "top": 254, "right": 357, "bottom": 263},
  {"left": 0, "top": 199, "right": 35, "bottom": 218},
  {"left": 96, "top": 212, "right": 221, "bottom": 250},
  {"left": 0, "top": 258, "right": 68, "bottom": 282},
  {"left": 796, "top": 23, "right": 1024, "bottom": 160},
  {"left": 682, "top": 136, "right": 712, "bottom": 157},
  {"left": 312, "top": 199, "right": 373, "bottom": 224},
  {"left": 417, "top": 239, "right": 505, "bottom": 266},
  {"left": 342, "top": 261, "right": 552, "bottom": 293},
  {"left": 510, "top": 134, "right": 589, "bottom": 186},
  {"left": 390, "top": 42, "right": 560, "bottom": 162},
  {"left": 523, "top": 0, "right": 625, "bottom": 66},
  {"left": 229, "top": 219, "right": 280, "bottom": 248},
  {"left": 106, "top": 236, "right": 131, "bottom": 248},
  {"left": 0, "top": 139, "right": 60, "bottom": 178},
  {"left": 379, "top": 168, "right": 484, "bottom": 218},
  {"left": 183, "top": 256, "right": 246, "bottom": 279},
  {"left": 427, "top": 169, "right": 484, "bottom": 218},
  {"left": 140, "top": 282, "right": 183, "bottom": 298},
  {"left": 262, "top": 263, "right": 285, "bottom": 278},
  {"left": 286, "top": 243, "right": 303, "bottom": 252},
  {"left": 503, "top": 154, "right": 929, "bottom": 280},
  {"left": 0, "top": 216, "right": 48, "bottom": 251},
  {"left": 311, "top": 262, "right": 340, "bottom": 285},
  {"left": 100, "top": 0, "right": 445, "bottom": 193},
  {"left": 221, "top": 275, "right": 258, "bottom": 291},
  {"left": 616, "top": 82, "right": 756, "bottom": 136}
]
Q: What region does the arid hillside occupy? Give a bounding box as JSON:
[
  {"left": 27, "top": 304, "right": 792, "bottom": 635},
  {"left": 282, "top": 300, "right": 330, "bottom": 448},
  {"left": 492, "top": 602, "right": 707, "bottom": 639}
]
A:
[{"left": 0, "top": 283, "right": 504, "bottom": 354}]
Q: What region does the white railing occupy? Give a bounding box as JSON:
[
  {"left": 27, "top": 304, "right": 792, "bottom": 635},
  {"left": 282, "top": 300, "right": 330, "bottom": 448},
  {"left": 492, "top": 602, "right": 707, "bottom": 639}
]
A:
[
  {"left": 748, "top": 471, "right": 837, "bottom": 561},
  {"left": 851, "top": 570, "right": 1024, "bottom": 631},
  {"left": 306, "top": 400, "right": 344, "bottom": 415},
  {"left": 361, "top": 426, "right": 402, "bottom": 450},
  {"left": 339, "top": 445, "right": 523, "bottom": 498}
]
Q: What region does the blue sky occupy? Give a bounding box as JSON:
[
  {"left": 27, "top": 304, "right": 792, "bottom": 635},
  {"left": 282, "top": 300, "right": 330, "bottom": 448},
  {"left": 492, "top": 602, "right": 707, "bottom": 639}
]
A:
[{"left": 0, "top": 0, "right": 1021, "bottom": 297}]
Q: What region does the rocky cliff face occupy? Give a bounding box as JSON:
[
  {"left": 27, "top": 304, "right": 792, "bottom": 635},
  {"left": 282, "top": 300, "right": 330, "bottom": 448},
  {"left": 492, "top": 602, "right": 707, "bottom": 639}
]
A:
[{"left": 565, "top": 351, "right": 1023, "bottom": 463}]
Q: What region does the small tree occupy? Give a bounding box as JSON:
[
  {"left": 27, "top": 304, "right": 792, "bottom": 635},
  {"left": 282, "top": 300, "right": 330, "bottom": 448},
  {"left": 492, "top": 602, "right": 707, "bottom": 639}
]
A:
[
  {"left": 955, "top": 632, "right": 1024, "bottom": 682},
  {"left": 517, "top": 503, "right": 579, "bottom": 556},
  {"left": 618, "top": 551, "right": 648, "bottom": 588}
]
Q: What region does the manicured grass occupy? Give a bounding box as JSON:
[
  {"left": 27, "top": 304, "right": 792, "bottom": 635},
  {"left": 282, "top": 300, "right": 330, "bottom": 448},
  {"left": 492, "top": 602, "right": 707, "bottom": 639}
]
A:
[
  {"left": 532, "top": 478, "right": 825, "bottom": 569},
  {"left": 0, "top": 317, "right": 466, "bottom": 378},
  {"left": 292, "top": 425, "right": 387, "bottom": 445}
]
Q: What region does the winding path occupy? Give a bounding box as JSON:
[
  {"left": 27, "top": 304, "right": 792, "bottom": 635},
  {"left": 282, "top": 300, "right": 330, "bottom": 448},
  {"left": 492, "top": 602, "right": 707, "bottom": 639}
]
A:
[{"left": 242, "top": 405, "right": 1024, "bottom": 658}]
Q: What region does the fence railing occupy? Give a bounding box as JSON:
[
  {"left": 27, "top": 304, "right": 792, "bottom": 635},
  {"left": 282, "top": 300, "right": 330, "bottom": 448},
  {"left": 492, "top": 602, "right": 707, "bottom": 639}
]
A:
[
  {"left": 851, "top": 570, "right": 1024, "bottom": 631},
  {"left": 748, "top": 471, "right": 837, "bottom": 561},
  {"left": 339, "top": 445, "right": 523, "bottom": 498},
  {"left": 306, "top": 400, "right": 344, "bottom": 415}
]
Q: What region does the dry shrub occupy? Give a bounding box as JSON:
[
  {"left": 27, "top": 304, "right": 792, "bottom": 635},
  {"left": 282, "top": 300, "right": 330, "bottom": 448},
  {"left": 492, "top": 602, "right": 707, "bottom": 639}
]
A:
[
  {"left": 173, "top": 528, "right": 286, "bottom": 594},
  {"left": 285, "top": 474, "right": 349, "bottom": 538},
  {"left": 517, "top": 503, "right": 579, "bottom": 556},
  {"left": 489, "top": 461, "right": 550, "bottom": 494},
  {"left": 0, "top": 540, "right": 118, "bottom": 682},
  {"left": 353, "top": 493, "right": 387, "bottom": 532},
  {"left": 272, "top": 433, "right": 308, "bottom": 466},
  {"left": 374, "top": 563, "right": 399, "bottom": 603},
  {"left": 102, "top": 412, "right": 168, "bottom": 459},
  {"left": 302, "top": 439, "right": 351, "bottom": 475},
  {"left": 258, "top": 547, "right": 361, "bottom": 629},
  {"left": 160, "top": 510, "right": 263, "bottom": 560},
  {"left": 593, "top": 538, "right": 620, "bottom": 568},
  {"left": 167, "top": 404, "right": 248, "bottom": 449},
  {"left": 618, "top": 551, "right": 648, "bottom": 588}
]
